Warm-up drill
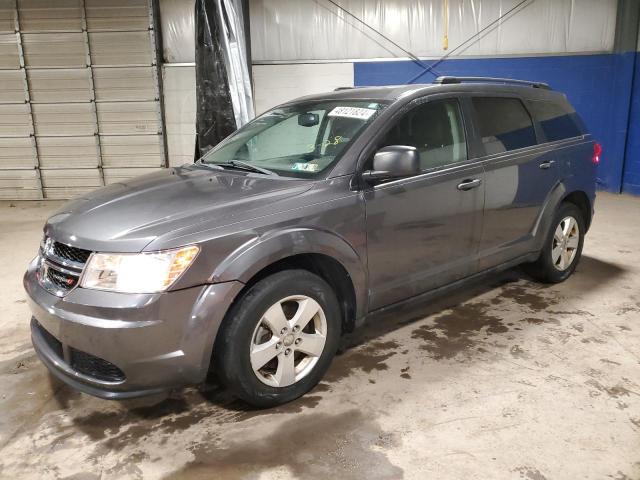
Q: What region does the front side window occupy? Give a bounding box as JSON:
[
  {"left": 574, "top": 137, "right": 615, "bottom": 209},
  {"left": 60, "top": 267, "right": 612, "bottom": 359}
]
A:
[
  {"left": 526, "top": 99, "right": 585, "bottom": 142},
  {"left": 472, "top": 97, "right": 537, "bottom": 154},
  {"left": 201, "top": 100, "right": 387, "bottom": 178},
  {"left": 379, "top": 98, "right": 467, "bottom": 170}
]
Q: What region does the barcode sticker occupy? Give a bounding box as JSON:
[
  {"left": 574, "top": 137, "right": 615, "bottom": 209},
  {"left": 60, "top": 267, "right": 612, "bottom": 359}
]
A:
[
  {"left": 328, "top": 106, "right": 376, "bottom": 120},
  {"left": 292, "top": 163, "right": 320, "bottom": 172}
]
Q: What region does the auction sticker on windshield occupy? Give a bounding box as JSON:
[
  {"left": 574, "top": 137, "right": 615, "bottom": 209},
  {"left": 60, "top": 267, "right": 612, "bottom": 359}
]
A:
[
  {"left": 292, "top": 163, "right": 320, "bottom": 172},
  {"left": 328, "top": 106, "right": 376, "bottom": 120}
]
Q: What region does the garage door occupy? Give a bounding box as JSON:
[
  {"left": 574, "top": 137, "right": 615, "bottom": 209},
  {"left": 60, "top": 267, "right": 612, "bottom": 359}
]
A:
[{"left": 0, "top": 0, "right": 166, "bottom": 200}]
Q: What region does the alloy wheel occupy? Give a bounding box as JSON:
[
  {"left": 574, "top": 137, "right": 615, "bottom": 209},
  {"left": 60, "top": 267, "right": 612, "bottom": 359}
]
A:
[
  {"left": 250, "top": 295, "right": 327, "bottom": 387},
  {"left": 552, "top": 215, "right": 580, "bottom": 271}
]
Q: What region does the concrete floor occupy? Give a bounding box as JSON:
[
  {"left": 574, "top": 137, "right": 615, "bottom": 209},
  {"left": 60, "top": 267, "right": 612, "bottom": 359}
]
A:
[{"left": 0, "top": 192, "right": 639, "bottom": 480}]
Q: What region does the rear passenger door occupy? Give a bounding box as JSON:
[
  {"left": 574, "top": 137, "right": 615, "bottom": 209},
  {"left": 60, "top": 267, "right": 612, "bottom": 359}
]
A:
[{"left": 470, "top": 95, "right": 560, "bottom": 270}]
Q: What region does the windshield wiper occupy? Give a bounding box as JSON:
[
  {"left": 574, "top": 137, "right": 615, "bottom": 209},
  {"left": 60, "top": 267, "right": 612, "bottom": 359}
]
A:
[
  {"left": 195, "top": 159, "right": 223, "bottom": 170},
  {"left": 218, "top": 160, "right": 276, "bottom": 176}
]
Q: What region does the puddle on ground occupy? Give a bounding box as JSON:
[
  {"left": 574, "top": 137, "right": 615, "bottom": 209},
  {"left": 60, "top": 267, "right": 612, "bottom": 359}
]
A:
[
  {"left": 406, "top": 280, "right": 569, "bottom": 360},
  {"left": 498, "top": 284, "right": 558, "bottom": 312},
  {"left": 67, "top": 381, "right": 333, "bottom": 450},
  {"left": 325, "top": 340, "right": 400, "bottom": 382},
  {"left": 410, "top": 301, "right": 508, "bottom": 359},
  {"left": 169, "top": 410, "right": 403, "bottom": 480}
]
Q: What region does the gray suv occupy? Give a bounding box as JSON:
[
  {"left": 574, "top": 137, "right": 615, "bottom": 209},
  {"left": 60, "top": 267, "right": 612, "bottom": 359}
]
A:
[{"left": 24, "top": 76, "right": 597, "bottom": 407}]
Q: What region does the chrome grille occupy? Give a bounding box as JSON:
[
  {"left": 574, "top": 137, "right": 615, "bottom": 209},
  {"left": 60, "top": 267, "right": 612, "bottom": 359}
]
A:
[
  {"left": 45, "top": 266, "right": 79, "bottom": 290},
  {"left": 38, "top": 237, "right": 92, "bottom": 297},
  {"left": 52, "top": 242, "right": 92, "bottom": 264}
]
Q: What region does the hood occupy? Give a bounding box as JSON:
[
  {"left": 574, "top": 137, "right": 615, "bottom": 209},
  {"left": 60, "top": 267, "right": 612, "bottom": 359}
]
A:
[{"left": 44, "top": 165, "right": 314, "bottom": 252}]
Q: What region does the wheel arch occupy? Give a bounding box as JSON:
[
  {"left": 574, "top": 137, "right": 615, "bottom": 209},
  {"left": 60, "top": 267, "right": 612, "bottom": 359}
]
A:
[
  {"left": 533, "top": 183, "right": 593, "bottom": 250},
  {"left": 211, "top": 228, "right": 367, "bottom": 333},
  {"left": 561, "top": 190, "right": 592, "bottom": 232}
]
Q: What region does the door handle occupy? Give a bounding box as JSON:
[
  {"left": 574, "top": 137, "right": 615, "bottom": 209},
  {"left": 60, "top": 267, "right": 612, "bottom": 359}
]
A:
[
  {"left": 457, "top": 178, "right": 482, "bottom": 191},
  {"left": 539, "top": 160, "right": 555, "bottom": 170}
]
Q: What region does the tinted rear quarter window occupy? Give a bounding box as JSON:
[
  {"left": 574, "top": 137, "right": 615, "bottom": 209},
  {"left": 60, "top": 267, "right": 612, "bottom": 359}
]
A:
[
  {"left": 526, "top": 99, "right": 585, "bottom": 142},
  {"left": 472, "top": 97, "right": 537, "bottom": 154}
]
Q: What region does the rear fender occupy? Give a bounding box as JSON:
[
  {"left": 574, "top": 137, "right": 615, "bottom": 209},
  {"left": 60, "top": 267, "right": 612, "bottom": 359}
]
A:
[{"left": 531, "top": 181, "right": 566, "bottom": 251}]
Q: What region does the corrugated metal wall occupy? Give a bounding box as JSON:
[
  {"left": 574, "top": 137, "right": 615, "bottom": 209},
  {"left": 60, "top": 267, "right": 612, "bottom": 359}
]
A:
[{"left": 0, "top": 0, "right": 166, "bottom": 200}]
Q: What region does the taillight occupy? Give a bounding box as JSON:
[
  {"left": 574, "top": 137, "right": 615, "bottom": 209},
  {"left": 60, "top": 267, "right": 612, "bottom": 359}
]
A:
[{"left": 592, "top": 142, "right": 602, "bottom": 165}]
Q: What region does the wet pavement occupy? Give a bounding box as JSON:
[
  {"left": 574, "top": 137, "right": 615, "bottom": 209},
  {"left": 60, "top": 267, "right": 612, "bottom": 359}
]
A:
[{"left": 0, "top": 192, "right": 639, "bottom": 479}]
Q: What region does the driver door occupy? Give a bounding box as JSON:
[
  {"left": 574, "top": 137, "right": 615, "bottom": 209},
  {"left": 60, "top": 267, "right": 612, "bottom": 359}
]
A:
[{"left": 363, "top": 96, "right": 485, "bottom": 310}]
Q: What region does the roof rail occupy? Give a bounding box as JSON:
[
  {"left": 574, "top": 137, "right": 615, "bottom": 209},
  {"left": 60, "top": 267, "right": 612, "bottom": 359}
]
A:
[
  {"left": 433, "top": 76, "right": 551, "bottom": 90},
  {"left": 333, "top": 86, "right": 355, "bottom": 91}
]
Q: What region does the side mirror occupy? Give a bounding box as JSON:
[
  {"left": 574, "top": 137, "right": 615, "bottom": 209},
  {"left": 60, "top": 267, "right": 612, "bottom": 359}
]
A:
[
  {"left": 362, "top": 145, "right": 420, "bottom": 182},
  {"left": 298, "top": 113, "right": 319, "bottom": 127}
]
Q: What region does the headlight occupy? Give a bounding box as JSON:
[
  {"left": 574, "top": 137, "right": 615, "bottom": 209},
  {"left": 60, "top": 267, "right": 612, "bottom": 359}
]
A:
[{"left": 80, "top": 245, "right": 199, "bottom": 293}]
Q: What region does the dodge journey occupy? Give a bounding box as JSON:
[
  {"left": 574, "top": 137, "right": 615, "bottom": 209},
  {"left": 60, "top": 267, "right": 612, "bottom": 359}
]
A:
[{"left": 24, "top": 76, "right": 597, "bottom": 407}]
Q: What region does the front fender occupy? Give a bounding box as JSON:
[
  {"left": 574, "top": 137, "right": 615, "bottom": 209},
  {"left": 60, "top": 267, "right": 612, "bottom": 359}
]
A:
[{"left": 210, "top": 228, "right": 368, "bottom": 319}]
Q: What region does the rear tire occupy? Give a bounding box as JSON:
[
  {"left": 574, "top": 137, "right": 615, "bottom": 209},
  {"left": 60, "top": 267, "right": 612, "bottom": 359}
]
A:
[
  {"left": 524, "top": 202, "right": 585, "bottom": 283},
  {"left": 213, "top": 270, "right": 341, "bottom": 408}
]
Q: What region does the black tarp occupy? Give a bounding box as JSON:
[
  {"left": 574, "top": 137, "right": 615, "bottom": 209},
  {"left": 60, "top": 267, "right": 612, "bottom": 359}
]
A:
[{"left": 194, "top": 0, "right": 237, "bottom": 158}]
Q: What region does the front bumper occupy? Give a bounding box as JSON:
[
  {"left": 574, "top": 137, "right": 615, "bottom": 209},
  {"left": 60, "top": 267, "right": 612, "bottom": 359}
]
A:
[{"left": 24, "top": 257, "right": 243, "bottom": 399}]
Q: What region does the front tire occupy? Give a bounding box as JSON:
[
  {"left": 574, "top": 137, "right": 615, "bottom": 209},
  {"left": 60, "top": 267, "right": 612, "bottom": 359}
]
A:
[
  {"left": 524, "top": 202, "right": 585, "bottom": 283},
  {"left": 213, "top": 270, "right": 341, "bottom": 408}
]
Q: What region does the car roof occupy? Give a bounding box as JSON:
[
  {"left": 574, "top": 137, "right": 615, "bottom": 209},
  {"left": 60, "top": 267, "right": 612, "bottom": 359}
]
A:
[{"left": 281, "top": 81, "right": 567, "bottom": 106}]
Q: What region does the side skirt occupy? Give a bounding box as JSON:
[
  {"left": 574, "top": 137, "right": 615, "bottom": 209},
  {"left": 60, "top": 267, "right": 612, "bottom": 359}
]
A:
[{"left": 359, "top": 252, "right": 540, "bottom": 327}]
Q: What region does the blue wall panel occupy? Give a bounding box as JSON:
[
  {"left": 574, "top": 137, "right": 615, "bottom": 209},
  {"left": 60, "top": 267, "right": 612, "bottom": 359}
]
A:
[
  {"left": 623, "top": 52, "right": 640, "bottom": 195},
  {"left": 354, "top": 54, "right": 637, "bottom": 193}
]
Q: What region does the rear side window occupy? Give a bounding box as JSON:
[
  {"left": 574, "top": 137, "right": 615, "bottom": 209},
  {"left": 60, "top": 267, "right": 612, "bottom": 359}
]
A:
[
  {"left": 526, "top": 99, "right": 585, "bottom": 142},
  {"left": 472, "top": 97, "right": 537, "bottom": 154}
]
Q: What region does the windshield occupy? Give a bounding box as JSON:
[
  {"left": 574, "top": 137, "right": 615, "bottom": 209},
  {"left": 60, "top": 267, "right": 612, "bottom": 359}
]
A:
[{"left": 201, "top": 100, "right": 388, "bottom": 178}]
